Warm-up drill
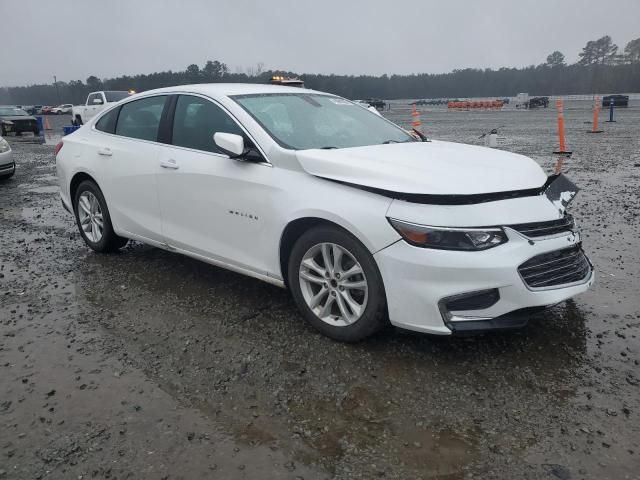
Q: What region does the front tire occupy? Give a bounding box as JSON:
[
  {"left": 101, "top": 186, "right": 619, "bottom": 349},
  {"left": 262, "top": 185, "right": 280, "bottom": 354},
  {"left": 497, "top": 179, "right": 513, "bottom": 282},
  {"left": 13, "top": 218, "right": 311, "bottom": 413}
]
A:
[
  {"left": 288, "top": 226, "right": 388, "bottom": 342},
  {"left": 74, "top": 180, "right": 128, "bottom": 252},
  {"left": 0, "top": 168, "right": 14, "bottom": 180}
]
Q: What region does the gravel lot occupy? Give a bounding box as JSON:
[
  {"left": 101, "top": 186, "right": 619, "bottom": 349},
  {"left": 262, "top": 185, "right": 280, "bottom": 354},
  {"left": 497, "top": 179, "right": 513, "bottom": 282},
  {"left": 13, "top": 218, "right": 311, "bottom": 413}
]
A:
[{"left": 1, "top": 105, "right": 639, "bottom": 479}]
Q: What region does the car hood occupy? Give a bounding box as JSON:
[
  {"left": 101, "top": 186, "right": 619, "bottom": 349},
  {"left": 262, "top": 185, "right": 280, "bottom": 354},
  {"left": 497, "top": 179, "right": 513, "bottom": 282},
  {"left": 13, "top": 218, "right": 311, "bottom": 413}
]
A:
[
  {"left": 296, "top": 140, "right": 547, "bottom": 195},
  {"left": 0, "top": 115, "right": 36, "bottom": 122}
]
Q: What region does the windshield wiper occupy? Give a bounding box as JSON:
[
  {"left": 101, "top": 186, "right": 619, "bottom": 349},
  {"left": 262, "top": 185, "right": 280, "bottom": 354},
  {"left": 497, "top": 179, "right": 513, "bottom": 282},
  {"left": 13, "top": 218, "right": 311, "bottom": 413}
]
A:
[
  {"left": 320, "top": 146, "right": 338, "bottom": 149},
  {"left": 382, "top": 140, "right": 399, "bottom": 144},
  {"left": 412, "top": 128, "right": 430, "bottom": 142}
]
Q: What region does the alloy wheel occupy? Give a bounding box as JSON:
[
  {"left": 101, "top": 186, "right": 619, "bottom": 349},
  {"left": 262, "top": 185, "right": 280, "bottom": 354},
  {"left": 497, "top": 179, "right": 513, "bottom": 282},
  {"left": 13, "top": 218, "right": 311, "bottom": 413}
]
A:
[
  {"left": 77, "top": 191, "right": 104, "bottom": 243},
  {"left": 298, "top": 242, "right": 368, "bottom": 326}
]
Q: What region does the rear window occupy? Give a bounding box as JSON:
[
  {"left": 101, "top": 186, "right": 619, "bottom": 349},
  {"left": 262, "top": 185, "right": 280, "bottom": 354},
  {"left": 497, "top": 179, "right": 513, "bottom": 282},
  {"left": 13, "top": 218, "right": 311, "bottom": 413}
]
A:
[{"left": 105, "top": 91, "right": 130, "bottom": 102}]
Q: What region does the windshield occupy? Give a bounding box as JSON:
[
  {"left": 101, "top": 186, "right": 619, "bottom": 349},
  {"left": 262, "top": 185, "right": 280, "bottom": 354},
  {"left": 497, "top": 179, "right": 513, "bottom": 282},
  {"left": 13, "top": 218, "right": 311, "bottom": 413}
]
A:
[
  {"left": 232, "top": 93, "right": 414, "bottom": 150},
  {"left": 104, "top": 91, "right": 130, "bottom": 102},
  {"left": 0, "top": 107, "right": 28, "bottom": 116}
]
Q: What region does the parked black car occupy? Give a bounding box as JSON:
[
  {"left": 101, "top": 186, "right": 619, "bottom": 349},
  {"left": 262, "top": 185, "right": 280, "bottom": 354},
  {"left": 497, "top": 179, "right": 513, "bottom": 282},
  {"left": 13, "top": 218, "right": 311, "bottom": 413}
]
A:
[
  {"left": 0, "top": 106, "right": 40, "bottom": 136},
  {"left": 528, "top": 97, "right": 549, "bottom": 108},
  {"left": 602, "top": 95, "right": 629, "bottom": 107}
]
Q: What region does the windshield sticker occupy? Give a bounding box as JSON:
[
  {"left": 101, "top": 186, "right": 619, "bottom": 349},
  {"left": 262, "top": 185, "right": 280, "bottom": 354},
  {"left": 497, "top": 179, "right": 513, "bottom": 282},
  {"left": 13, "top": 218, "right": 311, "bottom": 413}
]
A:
[{"left": 329, "top": 98, "right": 354, "bottom": 105}]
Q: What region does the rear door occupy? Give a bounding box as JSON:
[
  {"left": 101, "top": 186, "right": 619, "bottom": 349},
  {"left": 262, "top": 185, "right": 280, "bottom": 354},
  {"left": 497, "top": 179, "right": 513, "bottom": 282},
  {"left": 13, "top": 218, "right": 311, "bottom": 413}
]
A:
[
  {"left": 156, "top": 94, "right": 275, "bottom": 274},
  {"left": 92, "top": 95, "right": 168, "bottom": 242}
]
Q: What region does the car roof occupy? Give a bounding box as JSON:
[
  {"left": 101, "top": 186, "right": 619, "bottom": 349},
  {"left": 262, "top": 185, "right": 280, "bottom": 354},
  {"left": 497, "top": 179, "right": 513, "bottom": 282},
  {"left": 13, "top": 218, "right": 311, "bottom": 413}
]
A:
[{"left": 132, "top": 83, "right": 329, "bottom": 98}]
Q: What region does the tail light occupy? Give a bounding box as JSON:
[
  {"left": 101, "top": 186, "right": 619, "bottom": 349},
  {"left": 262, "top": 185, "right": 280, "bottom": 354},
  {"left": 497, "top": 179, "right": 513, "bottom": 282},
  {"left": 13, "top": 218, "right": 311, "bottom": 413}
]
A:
[{"left": 54, "top": 141, "right": 64, "bottom": 156}]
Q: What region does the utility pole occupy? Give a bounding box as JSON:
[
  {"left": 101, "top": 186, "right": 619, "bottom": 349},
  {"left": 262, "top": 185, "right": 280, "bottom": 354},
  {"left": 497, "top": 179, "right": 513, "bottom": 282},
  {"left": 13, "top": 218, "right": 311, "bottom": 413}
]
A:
[{"left": 53, "top": 75, "right": 60, "bottom": 104}]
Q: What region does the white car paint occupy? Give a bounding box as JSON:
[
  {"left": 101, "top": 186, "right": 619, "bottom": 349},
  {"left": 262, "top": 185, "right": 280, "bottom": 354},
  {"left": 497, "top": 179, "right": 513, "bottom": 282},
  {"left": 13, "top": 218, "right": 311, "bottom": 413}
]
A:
[
  {"left": 51, "top": 104, "right": 73, "bottom": 114},
  {"left": 296, "top": 141, "right": 547, "bottom": 195},
  {"left": 56, "top": 83, "right": 593, "bottom": 336},
  {"left": 0, "top": 136, "right": 14, "bottom": 177}
]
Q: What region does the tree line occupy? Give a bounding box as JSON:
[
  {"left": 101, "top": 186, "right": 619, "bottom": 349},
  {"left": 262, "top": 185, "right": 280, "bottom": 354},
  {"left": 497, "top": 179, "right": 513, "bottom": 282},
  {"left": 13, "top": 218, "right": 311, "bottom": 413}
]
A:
[{"left": 1, "top": 36, "right": 639, "bottom": 105}]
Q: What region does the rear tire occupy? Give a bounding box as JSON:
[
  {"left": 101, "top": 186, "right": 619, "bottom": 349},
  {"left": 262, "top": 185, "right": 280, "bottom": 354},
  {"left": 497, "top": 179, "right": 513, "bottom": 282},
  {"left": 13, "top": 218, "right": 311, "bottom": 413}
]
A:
[
  {"left": 73, "top": 180, "right": 128, "bottom": 252},
  {"left": 288, "top": 225, "right": 388, "bottom": 342}
]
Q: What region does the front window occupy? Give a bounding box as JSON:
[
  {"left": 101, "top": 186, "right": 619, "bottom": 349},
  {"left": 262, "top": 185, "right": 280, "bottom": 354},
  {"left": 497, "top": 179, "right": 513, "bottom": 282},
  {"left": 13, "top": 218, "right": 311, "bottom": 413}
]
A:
[
  {"left": 0, "top": 107, "right": 29, "bottom": 116},
  {"left": 104, "top": 91, "right": 130, "bottom": 102},
  {"left": 171, "top": 95, "right": 244, "bottom": 153},
  {"left": 232, "top": 93, "right": 414, "bottom": 150}
]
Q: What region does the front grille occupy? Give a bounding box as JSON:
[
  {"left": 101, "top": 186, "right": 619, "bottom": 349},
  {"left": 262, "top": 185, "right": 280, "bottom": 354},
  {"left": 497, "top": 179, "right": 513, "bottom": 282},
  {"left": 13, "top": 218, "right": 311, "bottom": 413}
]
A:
[
  {"left": 518, "top": 245, "right": 591, "bottom": 289},
  {"left": 0, "top": 162, "right": 14, "bottom": 172},
  {"left": 509, "top": 214, "right": 575, "bottom": 238},
  {"left": 12, "top": 120, "right": 35, "bottom": 131}
]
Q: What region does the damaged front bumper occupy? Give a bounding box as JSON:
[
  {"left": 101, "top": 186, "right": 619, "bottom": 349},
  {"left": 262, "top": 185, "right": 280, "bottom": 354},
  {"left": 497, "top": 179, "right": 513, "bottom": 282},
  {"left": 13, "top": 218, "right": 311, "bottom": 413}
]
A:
[
  {"left": 374, "top": 174, "right": 593, "bottom": 335},
  {"left": 375, "top": 227, "right": 594, "bottom": 335}
]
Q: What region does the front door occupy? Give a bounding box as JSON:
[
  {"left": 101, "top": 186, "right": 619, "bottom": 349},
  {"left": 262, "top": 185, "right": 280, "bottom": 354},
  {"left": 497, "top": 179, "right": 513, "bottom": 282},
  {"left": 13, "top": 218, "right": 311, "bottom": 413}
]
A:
[{"left": 156, "top": 94, "right": 275, "bottom": 276}]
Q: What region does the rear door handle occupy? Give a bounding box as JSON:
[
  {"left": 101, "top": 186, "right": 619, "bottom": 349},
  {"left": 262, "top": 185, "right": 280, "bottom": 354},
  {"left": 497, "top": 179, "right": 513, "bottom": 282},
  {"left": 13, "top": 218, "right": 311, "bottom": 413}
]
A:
[
  {"left": 160, "top": 159, "right": 179, "bottom": 170},
  {"left": 97, "top": 147, "right": 112, "bottom": 156}
]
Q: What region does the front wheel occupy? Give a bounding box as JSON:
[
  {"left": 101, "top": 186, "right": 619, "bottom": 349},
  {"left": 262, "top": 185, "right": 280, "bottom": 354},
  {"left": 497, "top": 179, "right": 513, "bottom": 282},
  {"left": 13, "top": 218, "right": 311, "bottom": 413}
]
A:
[
  {"left": 0, "top": 168, "right": 14, "bottom": 180},
  {"left": 288, "top": 226, "right": 388, "bottom": 342},
  {"left": 74, "top": 180, "right": 128, "bottom": 252}
]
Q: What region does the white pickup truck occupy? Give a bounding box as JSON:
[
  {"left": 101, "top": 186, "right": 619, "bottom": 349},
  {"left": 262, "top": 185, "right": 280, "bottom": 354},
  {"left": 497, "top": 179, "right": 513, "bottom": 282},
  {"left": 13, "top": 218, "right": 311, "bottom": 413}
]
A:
[{"left": 72, "top": 91, "right": 131, "bottom": 125}]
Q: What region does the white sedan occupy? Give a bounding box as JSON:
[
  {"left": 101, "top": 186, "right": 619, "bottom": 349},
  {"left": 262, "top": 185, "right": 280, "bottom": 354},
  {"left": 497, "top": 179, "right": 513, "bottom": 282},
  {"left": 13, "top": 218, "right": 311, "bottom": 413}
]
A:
[
  {"left": 55, "top": 84, "right": 593, "bottom": 341},
  {"left": 51, "top": 104, "right": 74, "bottom": 115}
]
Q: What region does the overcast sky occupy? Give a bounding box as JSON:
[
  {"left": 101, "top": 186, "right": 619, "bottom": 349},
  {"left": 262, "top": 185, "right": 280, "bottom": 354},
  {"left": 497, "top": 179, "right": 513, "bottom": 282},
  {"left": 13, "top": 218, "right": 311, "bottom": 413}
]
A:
[{"left": 2, "top": 0, "right": 639, "bottom": 87}]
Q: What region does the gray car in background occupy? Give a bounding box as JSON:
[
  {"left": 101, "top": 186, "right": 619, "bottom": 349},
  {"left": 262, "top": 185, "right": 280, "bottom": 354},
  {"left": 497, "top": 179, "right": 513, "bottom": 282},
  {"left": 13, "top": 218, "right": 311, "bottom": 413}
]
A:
[{"left": 0, "top": 106, "right": 40, "bottom": 136}]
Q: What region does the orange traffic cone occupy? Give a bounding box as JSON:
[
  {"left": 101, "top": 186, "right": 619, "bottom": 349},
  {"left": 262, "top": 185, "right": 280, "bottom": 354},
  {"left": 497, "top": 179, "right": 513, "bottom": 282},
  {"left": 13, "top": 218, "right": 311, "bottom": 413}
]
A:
[
  {"left": 44, "top": 117, "right": 52, "bottom": 131},
  {"left": 411, "top": 105, "right": 422, "bottom": 132},
  {"left": 553, "top": 99, "right": 571, "bottom": 157},
  {"left": 588, "top": 97, "right": 603, "bottom": 133}
]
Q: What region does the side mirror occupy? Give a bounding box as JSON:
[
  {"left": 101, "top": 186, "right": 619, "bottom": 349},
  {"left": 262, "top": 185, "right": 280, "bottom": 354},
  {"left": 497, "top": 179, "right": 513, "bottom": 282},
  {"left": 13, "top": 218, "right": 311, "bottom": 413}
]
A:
[
  {"left": 92, "top": 98, "right": 103, "bottom": 105},
  {"left": 214, "top": 132, "right": 247, "bottom": 158}
]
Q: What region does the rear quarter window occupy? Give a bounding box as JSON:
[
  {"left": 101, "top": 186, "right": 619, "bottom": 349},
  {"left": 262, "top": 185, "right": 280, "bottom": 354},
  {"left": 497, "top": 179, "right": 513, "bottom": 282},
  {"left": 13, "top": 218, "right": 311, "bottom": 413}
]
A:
[{"left": 95, "top": 107, "right": 119, "bottom": 134}]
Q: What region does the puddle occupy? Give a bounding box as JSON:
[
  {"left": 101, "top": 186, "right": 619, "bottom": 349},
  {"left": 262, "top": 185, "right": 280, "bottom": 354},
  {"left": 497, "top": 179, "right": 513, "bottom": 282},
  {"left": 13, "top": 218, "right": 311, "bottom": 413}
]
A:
[{"left": 18, "top": 183, "right": 59, "bottom": 194}]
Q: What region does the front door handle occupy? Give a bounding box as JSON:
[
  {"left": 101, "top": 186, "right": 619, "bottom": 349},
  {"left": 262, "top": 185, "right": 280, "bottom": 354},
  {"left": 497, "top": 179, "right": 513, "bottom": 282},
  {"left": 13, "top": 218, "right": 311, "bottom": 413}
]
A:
[
  {"left": 97, "top": 147, "right": 112, "bottom": 156},
  {"left": 160, "top": 159, "right": 179, "bottom": 170}
]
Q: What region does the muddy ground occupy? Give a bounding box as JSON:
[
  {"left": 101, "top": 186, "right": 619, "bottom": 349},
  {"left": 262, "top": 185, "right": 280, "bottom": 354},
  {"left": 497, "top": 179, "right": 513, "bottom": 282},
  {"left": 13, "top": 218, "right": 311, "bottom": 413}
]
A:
[{"left": 1, "top": 105, "right": 639, "bottom": 479}]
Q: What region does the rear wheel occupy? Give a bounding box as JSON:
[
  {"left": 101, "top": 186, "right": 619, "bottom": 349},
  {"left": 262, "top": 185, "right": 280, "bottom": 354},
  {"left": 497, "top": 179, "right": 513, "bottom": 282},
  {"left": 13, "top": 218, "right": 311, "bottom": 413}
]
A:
[
  {"left": 288, "top": 226, "right": 388, "bottom": 342},
  {"left": 74, "top": 180, "right": 128, "bottom": 252}
]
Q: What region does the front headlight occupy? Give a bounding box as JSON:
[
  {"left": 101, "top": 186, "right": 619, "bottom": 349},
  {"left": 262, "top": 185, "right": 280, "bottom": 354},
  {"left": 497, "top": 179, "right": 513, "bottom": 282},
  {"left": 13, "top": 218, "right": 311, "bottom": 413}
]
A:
[
  {"left": 0, "top": 137, "right": 10, "bottom": 153},
  {"left": 388, "top": 218, "right": 507, "bottom": 251}
]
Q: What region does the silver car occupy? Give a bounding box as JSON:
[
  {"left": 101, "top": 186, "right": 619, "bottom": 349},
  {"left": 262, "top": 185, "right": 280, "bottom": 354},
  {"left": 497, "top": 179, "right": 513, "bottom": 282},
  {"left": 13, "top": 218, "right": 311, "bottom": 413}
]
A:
[{"left": 0, "top": 136, "right": 14, "bottom": 179}]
